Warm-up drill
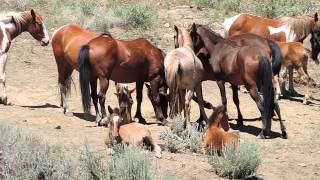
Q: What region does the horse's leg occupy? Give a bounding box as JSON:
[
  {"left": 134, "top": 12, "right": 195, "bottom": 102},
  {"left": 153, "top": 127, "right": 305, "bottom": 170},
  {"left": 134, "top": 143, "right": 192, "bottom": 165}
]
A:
[
  {"left": 58, "top": 61, "right": 74, "bottom": 116},
  {"left": 297, "top": 63, "right": 310, "bottom": 104},
  {"left": 185, "top": 89, "right": 194, "bottom": 128},
  {"left": 0, "top": 54, "right": 9, "bottom": 105},
  {"left": 134, "top": 81, "right": 146, "bottom": 124},
  {"left": 288, "top": 66, "right": 298, "bottom": 96},
  {"left": 150, "top": 75, "right": 166, "bottom": 125},
  {"left": 97, "top": 78, "right": 109, "bottom": 126},
  {"left": 90, "top": 77, "right": 101, "bottom": 123},
  {"left": 273, "top": 75, "right": 281, "bottom": 100},
  {"left": 195, "top": 83, "right": 208, "bottom": 125},
  {"left": 217, "top": 80, "right": 227, "bottom": 109},
  {"left": 247, "top": 87, "right": 268, "bottom": 138},
  {"left": 273, "top": 98, "right": 288, "bottom": 139},
  {"left": 231, "top": 85, "right": 243, "bottom": 126},
  {"left": 280, "top": 67, "right": 288, "bottom": 98}
]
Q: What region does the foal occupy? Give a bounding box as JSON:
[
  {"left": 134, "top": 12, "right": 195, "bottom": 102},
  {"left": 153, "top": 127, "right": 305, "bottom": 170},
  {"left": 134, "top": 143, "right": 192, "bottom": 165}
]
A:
[
  {"left": 165, "top": 25, "right": 207, "bottom": 127},
  {"left": 204, "top": 105, "right": 239, "bottom": 151},
  {"left": 114, "top": 83, "right": 135, "bottom": 124},
  {"left": 105, "top": 106, "right": 162, "bottom": 158}
]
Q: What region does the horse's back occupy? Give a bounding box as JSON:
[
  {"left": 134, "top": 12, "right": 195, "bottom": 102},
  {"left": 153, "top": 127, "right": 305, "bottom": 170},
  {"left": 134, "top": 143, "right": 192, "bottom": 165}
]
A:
[{"left": 119, "top": 122, "right": 151, "bottom": 145}]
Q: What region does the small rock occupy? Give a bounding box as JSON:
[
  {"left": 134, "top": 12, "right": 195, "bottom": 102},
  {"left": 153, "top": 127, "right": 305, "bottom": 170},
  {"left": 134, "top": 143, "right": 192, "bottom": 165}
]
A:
[
  {"left": 164, "top": 23, "right": 170, "bottom": 28},
  {"left": 55, "top": 125, "right": 61, "bottom": 129},
  {"left": 181, "top": 163, "right": 185, "bottom": 168},
  {"left": 298, "top": 163, "right": 307, "bottom": 167},
  {"left": 23, "top": 120, "right": 27, "bottom": 122}
]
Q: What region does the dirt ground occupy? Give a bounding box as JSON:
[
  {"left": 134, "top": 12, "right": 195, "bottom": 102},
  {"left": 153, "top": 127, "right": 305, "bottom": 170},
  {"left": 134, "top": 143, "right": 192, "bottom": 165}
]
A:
[{"left": 1, "top": 6, "right": 320, "bottom": 180}]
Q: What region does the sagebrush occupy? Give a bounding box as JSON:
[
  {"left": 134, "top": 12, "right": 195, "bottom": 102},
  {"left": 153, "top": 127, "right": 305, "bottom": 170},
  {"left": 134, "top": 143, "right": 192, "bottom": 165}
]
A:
[{"left": 208, "top": 140, "right": 261, "bottom": 179}]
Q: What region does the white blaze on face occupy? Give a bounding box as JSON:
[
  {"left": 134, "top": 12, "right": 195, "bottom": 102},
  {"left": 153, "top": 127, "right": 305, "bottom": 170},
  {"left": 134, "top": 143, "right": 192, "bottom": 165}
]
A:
[
  {"left": 0, "top": 22, "right": 9, "bottom": 54},
  {"left": 112, "top": 115, "right": 120, "bottom": 135},
  {"left": 223, "top": 13, "right": 243, "bottom": 37},
  {"left": 268, "top": 24, "right": 296, "bottom": 42},
  {"left": 41, "top": 23, "right": 50, "bottom": 45}
]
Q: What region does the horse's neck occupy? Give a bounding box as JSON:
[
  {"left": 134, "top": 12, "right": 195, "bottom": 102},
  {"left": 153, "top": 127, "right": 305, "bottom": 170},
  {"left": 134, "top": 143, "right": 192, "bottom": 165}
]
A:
[
  {"left": 290, "top": 16, "right": 313, "bottom": 41},
  {"left": 4, "top": 23, "right": 20, "bottom": 40},
  {"left": 209, "top": 119, "right": 221, "bottom": 129}
]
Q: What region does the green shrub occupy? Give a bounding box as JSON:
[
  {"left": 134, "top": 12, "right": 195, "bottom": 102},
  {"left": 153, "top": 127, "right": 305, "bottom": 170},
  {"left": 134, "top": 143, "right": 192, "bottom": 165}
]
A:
[
  {"left": 110, "top": 1, "right": 156, "bottom": 30},
  {"left": 160, "top": 116, "right": 204, "bottom": 154},
  {"left": 108, "top": 144, "right": 156, "bottom": 180},
  {"left": 188, "top": 0, "right": 216, "bottom": 8},
  {"left": 77, "top": 0, "right": 97, "bottom": 16},
  {"left": 208, "top": 140, "right": 261, "bottom": 179},
  {"left": 254, "top": 0, "right": 314, "bottom": 18}
]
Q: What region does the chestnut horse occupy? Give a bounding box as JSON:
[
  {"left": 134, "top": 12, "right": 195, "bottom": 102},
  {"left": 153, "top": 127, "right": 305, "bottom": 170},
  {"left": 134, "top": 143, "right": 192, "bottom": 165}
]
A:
[
  {"left": 51, "top": 24, "right": 111, "bottom": 118},
  {"left": 190, "top": 24, "right": 287, "bottom": 139},
  {"left": 164, "top": 26, "right": 207, "bottom": 127},
  {"left": 0, "top": 10, "right": 49, "bottom": 105},
  {"left": 105, "top": 106, "right": 162, "bottom": 158},
  {"left": 78, "top": 35, "right": 167, "bottom": 125},
  {"left": 204, "top": 105, "right": 239, "bottom": 151}
]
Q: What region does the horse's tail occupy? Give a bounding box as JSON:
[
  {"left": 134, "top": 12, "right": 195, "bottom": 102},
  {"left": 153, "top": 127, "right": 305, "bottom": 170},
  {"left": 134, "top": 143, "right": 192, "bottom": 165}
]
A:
[
  {"left": 166, "top": 61, "right": 182, "bottom": 118},
  {"left": 78, "top": 45, "right": 91, "bottom": 113},
  {"left": 258, "top": 56, "right": 274, "bottom": 131},
  {"left": 267, "top": 39, "right": 282, "bottom": 75}
]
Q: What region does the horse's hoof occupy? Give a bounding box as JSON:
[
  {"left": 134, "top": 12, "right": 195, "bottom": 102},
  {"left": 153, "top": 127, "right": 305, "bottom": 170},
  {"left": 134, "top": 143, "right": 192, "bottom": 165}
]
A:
[
  {"left": 281, "top": 131, "right": 288, "bottom": 139},
  {"left": 98, "top": 117, "right": 109, "bottom": 126},
  {"left": 64, "top": 111, "right": 73, "bottom": 117},
  {"left": 0, "top": 97, "right": 12, "bottom": 105},
  {"left": 134, "top": 114, "right": 146, "bottom": 124},
  {"left": 303, "top": 99, "right": 309, "bottom": 105},
  {"left": 157, "top": 119, "right": 168, "bottom": 126},
  {"left": 237, "top": 121, "right": 244, "bottom": 127}
]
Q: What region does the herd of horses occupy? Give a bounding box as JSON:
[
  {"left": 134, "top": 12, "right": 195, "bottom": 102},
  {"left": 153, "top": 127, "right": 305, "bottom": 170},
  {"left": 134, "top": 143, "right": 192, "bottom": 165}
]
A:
[{"left": 1, "top": 9, "right": 320, "bottom": 154}]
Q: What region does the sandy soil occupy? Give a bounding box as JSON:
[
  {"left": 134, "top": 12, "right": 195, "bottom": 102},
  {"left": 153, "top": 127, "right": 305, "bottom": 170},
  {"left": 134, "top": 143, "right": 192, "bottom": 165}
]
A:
[{"left": 1, "top": 6, "right": 320, "bottom": 180}]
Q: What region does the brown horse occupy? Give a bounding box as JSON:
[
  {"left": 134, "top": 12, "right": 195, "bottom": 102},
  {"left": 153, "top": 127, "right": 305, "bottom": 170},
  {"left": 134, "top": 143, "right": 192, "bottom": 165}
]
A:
[
  {"left": 51, "top": 24, "right": 111, "bottom": 118},
  {"left": 0, "top": 10, "right": 49, "bottom": 105},
  {"left": 277, "top": 42, "right": 313, "bottom": 104},
  {"left": 78, "top": 35, "right": 167, "bottom": 125},
  {"left": 114, "top": 83, "right": 135, "bottom": 124},
  {"left": 105, "top": 106, "right": 162, "bottom": 158},
  {"left": 164, "top": 26, "right": 207, "bottom": 127},
  {"left": 190, "top": 24, "right": 287, "bottom": 139},
  {"left": 204, "top": 105, "right": 239, "bottom": 151}
]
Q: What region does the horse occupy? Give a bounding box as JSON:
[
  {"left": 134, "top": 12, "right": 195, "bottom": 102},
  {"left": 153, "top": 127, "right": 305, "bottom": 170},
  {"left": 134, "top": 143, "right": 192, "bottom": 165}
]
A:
[
  {"left": 224, "top": 13, "right": 320, "bottom": 95},
  {"left": 164, "top": 26, "right": 207, "bottom": 127},
  {"left": 114, "top": 82, "right": 135, "bottom": 124},
  {"left": 277, "top": 41, "right": 313, "bottom": 104},
  {"left": 105, "top": 106, "right": 162, "bottom": 158},
  {"left": 0, "top": 9, "right": 49, "bottom": 105},
  {"left": 204, "top": 105, "right": 239, "bottom": 151},
  {"left": 77, "top": 35, "right": 167, "bottom": 125},
  {"left": 190, "top": 23, "right": 287, "bottom": 139},
  {"left": 51, "top": 24, "right": 111, "bottom": 119}
]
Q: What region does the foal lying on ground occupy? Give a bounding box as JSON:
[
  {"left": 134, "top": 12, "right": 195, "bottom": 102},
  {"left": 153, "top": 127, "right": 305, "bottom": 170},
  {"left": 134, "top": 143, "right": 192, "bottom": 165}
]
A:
[
  {"left": 204, "top": 105, "right": 239, "bottom": 152},
  {"left": 105, "top": 106, "right": 162, "bottom": 158}
]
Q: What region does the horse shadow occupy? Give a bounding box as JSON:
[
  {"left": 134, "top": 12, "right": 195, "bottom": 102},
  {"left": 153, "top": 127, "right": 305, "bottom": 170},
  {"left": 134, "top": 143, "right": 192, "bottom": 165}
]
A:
[
  {"left": 20, "top": 103, "right": 60, "bottom": 109},
  {"left": 229, "top": 122, "right": 282, "bottom": 139},
  {"left": 73, "top": 112, "right": 96, "bottom": 122}
]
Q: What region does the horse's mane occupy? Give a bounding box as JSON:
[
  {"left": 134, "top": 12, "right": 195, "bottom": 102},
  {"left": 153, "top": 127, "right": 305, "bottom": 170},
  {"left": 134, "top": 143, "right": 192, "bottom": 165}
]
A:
[
  {"left": 198, "top": 24, "right": 238, "bottom": 46},
  {"left": 0, "top": 11, "right": 32, "bottom": 34},
  {"left": 289, "top": 15, "right": 314, "bottom": 41},
  {"left": 179, "top": 28, "right": 193, "bottom": 49},
  {"left": 208, "top": 105, "right": 226, "bottom": 127}
]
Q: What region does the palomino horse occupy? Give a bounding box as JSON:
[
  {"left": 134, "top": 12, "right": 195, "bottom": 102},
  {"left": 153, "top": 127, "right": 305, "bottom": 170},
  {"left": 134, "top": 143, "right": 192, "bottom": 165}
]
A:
[
  {"left": 204, "top": 105, "right": 239, "bottom": 151},
  {"left": 164, "top": 26, "right": 207, "bottom": 127},
  {"left": 51, "top": 24, "right": 111, "bottom": 118},
  {"left": 105, "top": 106, "right": 162, "bottom": 158},
  {"left": 224, "top": 13, "right": 320, "bottom": 95},
  {"left": 78, "top": 35, "right": 167, "bottom": 125},
  {"left": 0, "top": 9, "right": 49, "bottom": 104},
  {"left": 114, "top": 82, "right": 135, "bottom": 124},
  {"left": 190, "top": 24, "right": 287, "bottom": 139}
]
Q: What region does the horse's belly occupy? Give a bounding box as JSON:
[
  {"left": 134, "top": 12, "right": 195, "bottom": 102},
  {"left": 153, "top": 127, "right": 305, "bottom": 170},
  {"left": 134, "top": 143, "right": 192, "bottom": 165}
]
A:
[
  {"left": 110, "top": 67, "right": 143, "bottom": 83},
  {"left": 226, "top": 73, "right": 244, "bottom": 85}
]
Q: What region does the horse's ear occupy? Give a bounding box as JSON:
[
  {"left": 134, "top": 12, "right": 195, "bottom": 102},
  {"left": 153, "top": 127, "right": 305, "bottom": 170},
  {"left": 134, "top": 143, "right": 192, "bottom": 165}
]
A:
[
  {"left": 10, "top": 16, "right": 15, "bottom": 24},
  {"left": 30, "top": 9, "right": 36, "bottom": 21},
  {"left": 174, "top": 25, "right": 178, "bottom": 34},
  {"left": 192, "top": 23, "right": 197, "bottom": 33},
  {"left": 129, "top": 88, "right": 136, "bottom": 94},
  {"left": 108, "top": 105, "right": 113, "bottom": 114},
  {"left": 315, "top": 13, "right": 319, "bottom": 22}
]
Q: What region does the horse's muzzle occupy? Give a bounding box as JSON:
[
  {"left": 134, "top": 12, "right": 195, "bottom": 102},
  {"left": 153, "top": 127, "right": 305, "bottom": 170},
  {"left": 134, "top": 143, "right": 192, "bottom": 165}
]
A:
[{"left": 40, "top": 40, "right": 49, "bottom": 46}]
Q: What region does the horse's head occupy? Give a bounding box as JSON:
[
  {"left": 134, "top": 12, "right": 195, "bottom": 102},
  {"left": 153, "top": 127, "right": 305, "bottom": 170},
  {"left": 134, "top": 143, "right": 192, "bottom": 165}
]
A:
[
  {"left": 114, "top": 83, "right": 135, "bottom": 123},
  {"left": 145, "top": 82, "right": 168, "bottom": 119},
  {"left": 108, "top": 106, "right": 125, "bottom": 141},
  {"left": 174, "top": 25, "right": 193, "bottom": 49},
  {"left": 310, "top": 13, "right": 320, "bottom": 63},
  {"left": 189, "top": 23, "right": 211, "bottom": 57},
  {"left": 24, "top": 9, "right": 49, "bottom": 46},
  {"left": 208, "top": 105, "right": 230, "bottom": 131}
]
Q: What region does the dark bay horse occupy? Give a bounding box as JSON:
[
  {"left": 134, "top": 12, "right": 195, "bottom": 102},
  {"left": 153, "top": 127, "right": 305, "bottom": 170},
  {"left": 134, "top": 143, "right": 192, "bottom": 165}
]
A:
[
  {"left": 51, "top": 24, "right": 111, "bottom": 118},
  {"left": 190, "top": 24, "right": 287, "bottom": 139},
  {"left": 78, "top": 35, "right": 167, "bottom": 125},
  {"left": 0, "top": 10, "right": 49, "bottom": 105}
]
